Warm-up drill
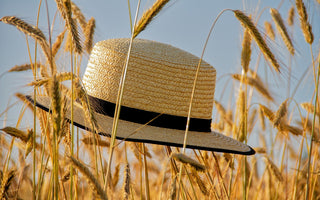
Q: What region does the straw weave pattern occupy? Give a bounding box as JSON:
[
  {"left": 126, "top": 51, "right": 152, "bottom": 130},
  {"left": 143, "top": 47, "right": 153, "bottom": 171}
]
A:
[{"left": 83, "top": 38, "right": 216, "bottom": 119}]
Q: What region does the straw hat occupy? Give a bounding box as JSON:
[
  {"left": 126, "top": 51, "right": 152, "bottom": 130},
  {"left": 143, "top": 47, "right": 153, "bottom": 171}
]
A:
[{"left": 27, "top": 38, "right": 255, "bottom": 155}]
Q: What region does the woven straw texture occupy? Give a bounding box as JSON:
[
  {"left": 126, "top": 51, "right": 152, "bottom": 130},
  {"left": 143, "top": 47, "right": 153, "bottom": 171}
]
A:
[{"left": 83, "top": 38, "right": 216, "bottom": 119}]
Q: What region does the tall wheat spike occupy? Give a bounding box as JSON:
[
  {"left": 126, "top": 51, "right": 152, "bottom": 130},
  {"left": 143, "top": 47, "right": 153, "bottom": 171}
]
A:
[
  {"left": 68, "top": 156, "right": 108, "bottom": 200},
  {"left": 0, "top": 16, "right": 51, "bottom": 65},
  {"left": 233, "top": 10, "right": 281, "bottom": 73},
  {"left": 55, "top": 0, "right": 82, "bottom": 53},
  {"left": 241, "top": 29, "right": 252, "bottom": 73},
  {"left": 295, "top": 0, "right": 314, "bottom": 44},
  {"left": 270, "top": 8, "right": 295, "bottom": 55},
  {"left": 264, "top": 21, "right": 275, "bottom": 40},
  {"left": 232, "top": 74, "right": 274, "bottom": 101},
  {"left": 288, "top": 6, "right": 295, "bottom": 26},
  {"left": 133, "top": 0, "right": 170, "bottom": 38}
]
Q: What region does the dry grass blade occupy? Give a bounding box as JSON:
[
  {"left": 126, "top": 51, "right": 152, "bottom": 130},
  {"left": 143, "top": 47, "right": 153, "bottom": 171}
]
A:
[
  {"left": 172, "top": 153, "right": 205, "bottom": 172},
  {"left": 55, "top": 0, "right": 82, "bottom": 53},
  {"left": 122, "top": 163, "right": 130, "bottom": 200},
  {"left": 0, "top": 169, "right": 16, "bottom": 199},
  {"left": 273, "top": 100, "right": 288, "bottom": 128},
  {"left": 84, "top": 17, "right": 96, "bottom": 54},
  {"left": 264, "top": 22, "right": 275, "bottom": 40},
  {"left": 0, "top": 127, "right": 28, "bottom": 142},
  {"left": 241, "top": 29, "right": 252, "bottom": 73},
  {"left": 8, "top": 63, "right": 42, "bottom": 72},
  {"left": 232, "top": 74, "right": 274, "bottom": 101},
  {"left": 288, "top": 6, "right": 295, "bottom": 26},
  {"left": 270, "top": 8, "right": 294, "bottom": 55},
  {"left": 52, "top": 29, "right": 66, "bottom": 57},
  {"left": 233, "top": 10, "right": 281, "bottom": 73},
  {"left": 133, "top": 0, "right": 170, "bottom": 38},
  {"left": 68, "top": 156, "right": 108, "bottom": 200},
  {"left": 82, "top": 136, "right": 110, "bottom": 147},
  {"left": 295, "top": 0, "right": 314, "bottom": 44}
]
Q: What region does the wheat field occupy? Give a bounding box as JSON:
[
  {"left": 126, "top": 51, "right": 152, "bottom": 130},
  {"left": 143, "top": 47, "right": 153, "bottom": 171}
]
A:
[{"left": 0, "top": 0, "right": 319, "bottom": 199}]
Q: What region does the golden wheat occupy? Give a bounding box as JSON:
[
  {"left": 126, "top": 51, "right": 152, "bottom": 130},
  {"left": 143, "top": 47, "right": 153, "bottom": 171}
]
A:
[
  {"left": 288, "top": 6, "right": 295, "bottom": 26},
  {"left": 295, "top": 0, "right": 314, "bottom": 44},
  {"left": 84, "top": 17, "right": 96, "bottom": 53},
  {"left": 270, "top": 8, "right": 295, "bottom": 55},
  {"left": 133, "top": 0, "right": 170, "bottom": 38},
  {"left": 8, "top": 63, "right": 42, "bottom": 72},
  {"left": 241, "top": 29, "right": 252, "bottom": 73},
  {"left": 122, "top": 163, "right": 131, "bottom": 200},
  {"left": 71, "top": 1, "right": 87, "bottom": 31},
  {"left": 232, "top": 74, "right": 274, "bottom": 101},
  {"left": 264, "top": 21, "right": 275, "bottom": 40},
  {"left": 233, "top": 10, "right": 281, "bottom": 73},
  {"left": 273, "top": 100, "right": 288, "bottom": 128},
  {"left": 55, "top": 0, "right": 82, "bottom": 53},
  {"left": 52, "top": 29, "right": 67, "bottom": 57},
  {"left": 68, "top": 155, "right": 108, "bottom": 200},
  {"left": 172, "top": 153, "right": 205, "bottom": 172}
]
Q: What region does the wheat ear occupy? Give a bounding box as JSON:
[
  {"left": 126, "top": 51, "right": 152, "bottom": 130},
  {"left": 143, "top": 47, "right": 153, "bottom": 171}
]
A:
[
  {"left": 233, "top": 10, "right": 281, "bottom": 73},
  {"left": 68, "top": 156, "right": 108, "bottom": 200},
  {"left": 133, "top": 0, "right": 170, "bottom": 38},
  {"left": 296, "top": 0, "right": 314, "bottom": 44},
  {"left": 270, "top": 8, "right": 295, "bottom": 55}
]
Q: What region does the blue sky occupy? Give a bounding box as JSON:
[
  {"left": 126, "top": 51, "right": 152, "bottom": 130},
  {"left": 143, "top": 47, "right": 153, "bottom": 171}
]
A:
[{"left": 0, "top": 0, "right": 319, "bottom": 146}]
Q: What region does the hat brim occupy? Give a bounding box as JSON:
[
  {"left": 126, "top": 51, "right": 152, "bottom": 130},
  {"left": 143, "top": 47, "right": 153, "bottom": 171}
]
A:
[{"left": 26, "top": 95, "right": 255, "bottom": 155}]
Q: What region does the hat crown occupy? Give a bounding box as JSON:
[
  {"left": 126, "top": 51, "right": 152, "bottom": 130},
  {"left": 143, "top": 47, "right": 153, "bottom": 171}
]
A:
[{"left": 83, "top": 38, "right": 216, "bottom": 119}]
